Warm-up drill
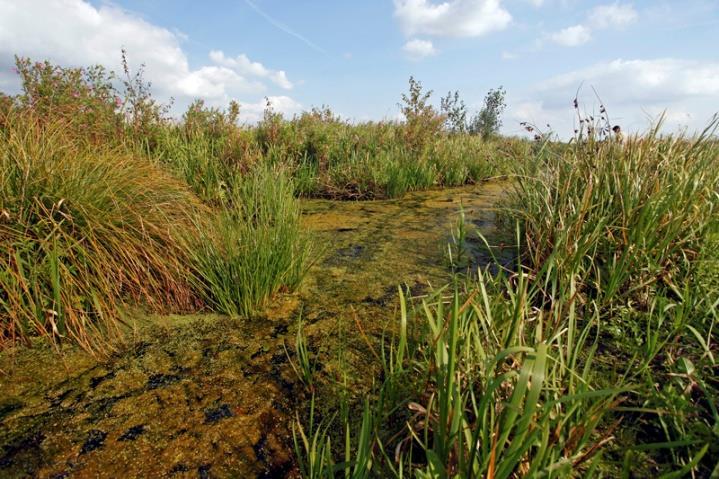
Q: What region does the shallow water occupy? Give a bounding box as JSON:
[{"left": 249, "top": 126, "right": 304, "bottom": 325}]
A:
[{"left": 0, "top": 182, "right": 510, "bottom": 478}]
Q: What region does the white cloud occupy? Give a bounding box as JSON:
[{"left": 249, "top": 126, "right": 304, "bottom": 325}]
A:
[
  {"left": 589, "top": 3, "right": 638, "bottom": 29},
  {"left": 508, "top": 58, "right": 719, "bottom": 138},
  {"left": 547, "top": 2, "right": 638, "bottom": 48},
  {"left": 240, "top": 95, "right": 303, "bottom": 123},
  {"left": 549, "top": 25, "right": 591, "bottom": 46},
  {"left": 501, "top": 51, "right": 517, "bottom": 60},
  {"left": 0, "top": 0, "right": 298, "bottom": 118},
  {"left": 402, "top": 39, "right": 438, "bottom": 60},
  {"left": 394, "top": 0, "right": 511, "bottom": 38},
  {"left": 209, "top": 50, "right": 293, "bottom": 90},
  {"left": 174, "top": 66, "right": 263, "bottom": 99},
  {"left": 538, "top": 59, "right": 719, "bottom": 102}
]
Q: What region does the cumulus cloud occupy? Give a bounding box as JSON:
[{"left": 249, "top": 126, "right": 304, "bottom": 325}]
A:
[
  {"left": 0, "top": 0, "right": 298, "bottom": 118},
  {"left": 507, "top": 58, "right": 719, "bottom": 137},
  {"left": 549, "top": 25, "right": 591, "bottom": 46},
  {"left": 402, "top": 39, "right": 438, "bottom": 60},
  {"left": 547, "top": 2, "right": 637, "bottom": 47},
  {"left": 538, "top": 58, "right": 719, "bottom": 103},
  {"left": 240, "top": 95, "right": 303, "bottom": 123},
  {"left": 209, "top": 50, "right": 293, "bottom": 90},
  {"left": 175, "top": 66, "right": 264, "bottom": 99},
  {"left": 394, "top": 0, "right": 511, "bottom": 38}
]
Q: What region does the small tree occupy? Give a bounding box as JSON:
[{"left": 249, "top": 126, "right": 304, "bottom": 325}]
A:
[
  {"left": 440, "top": 90, "right": 468, "bottom": 134},
  {"left": 120, "top": 48, "right": 171, "bottom": 146},
  {"left": 399, "top": 76, "right": 444, "bottom": 151},
  {"left": 469, "top": 86, "right": 506, "bottom": 140}
]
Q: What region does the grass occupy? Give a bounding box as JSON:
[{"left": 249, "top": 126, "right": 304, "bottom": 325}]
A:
[
  {"left": 1, "top": 57, "right": 517, "bottom": 353},
  {"left": 188, "top": 164, "right": 312, "bottom": 317},
  {"left": 0, "top": 111, "right": 203, "bottom": 353},
  {"left": 293, "top": 123, "right": 719, "bottom": 477},
  {"left": 506, "top": 122, "right": 719, "bottom": 474},
  {"left": 1, "top": 87, "right": 313, "bottom": 353},
  {"left": 152, "top": 105, "right": 525, "bottom": 202},
  {"left": 293, "top": 268, "right": 623, "bottom": 477}
]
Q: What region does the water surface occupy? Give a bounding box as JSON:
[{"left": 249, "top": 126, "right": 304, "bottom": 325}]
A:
[{"left": 0, "top": 182, "right": 509, "bottom": 478}]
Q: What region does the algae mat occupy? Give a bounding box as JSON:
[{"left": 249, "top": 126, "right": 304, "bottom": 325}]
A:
[{"left": 0, "top": 183, "right": 509, "bottom": 478}]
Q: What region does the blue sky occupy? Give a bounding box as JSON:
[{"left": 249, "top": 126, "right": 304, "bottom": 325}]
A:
[{"left": 0, "top": 0, "right": 718, "bottom": 136}]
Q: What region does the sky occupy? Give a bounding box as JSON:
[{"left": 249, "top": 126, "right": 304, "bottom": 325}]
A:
[{"left": 0, "top": 0, "right": 717, "bottom": 137}]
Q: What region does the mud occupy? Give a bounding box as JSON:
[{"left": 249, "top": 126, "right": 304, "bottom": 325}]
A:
[{"left": 0, "top": 182, "right": 510, "bottom": 478}]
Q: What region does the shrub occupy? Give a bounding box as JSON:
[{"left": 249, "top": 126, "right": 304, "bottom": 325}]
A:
[{"left": 399, "top": 76, "right": 445, "bottom": 152}]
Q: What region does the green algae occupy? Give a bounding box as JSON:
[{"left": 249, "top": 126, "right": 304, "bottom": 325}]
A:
[{"left": 0, "top": 182, "right": 509, "bottom": 478}]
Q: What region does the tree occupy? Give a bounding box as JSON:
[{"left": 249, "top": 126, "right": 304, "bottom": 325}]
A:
[
  {"left": 469, "top": 86, "right": 506, "bottom": 140},
  {"left": 440, "top": 90, "right": 468, "bottom": 134},
  {"left": 398, "top": 76, "right": 444, "bottom": 151}
]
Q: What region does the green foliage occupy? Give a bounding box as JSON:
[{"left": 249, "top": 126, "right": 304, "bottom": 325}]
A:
[
  {"left": 470, "top": 86, "right": 507, "bottom": 140},
  {"left": 293, "top": 124, "right": 719, "bottom": 477},
  {"left": 399, "top": 76, "right": 445, "bottom": 152},
  {"left": 295, "top": 268, "right": 621, "bottom": 477},
  {"left": 119, "top": 48, "right": 171, "bottom": 147},
  {"left": 0, "top": 58, "right": 312, "bottom": 352},
  {"left": 440, "top": 90, "right": 468, "bottom": 134},
  {"left": 13, "top": 56, "right": 123, "bottom": 143},
  {"left": 506, "top": 122, "right": 719, "bottom": 476},
  {"left": 187, "top": 165, "right": 311, "bottom": 317},
  {"left": 0, "top": 111, "right": 202, "bottom": 353},
  {"left": 285, "top": 316, "right": 315, "bottom": 391}
]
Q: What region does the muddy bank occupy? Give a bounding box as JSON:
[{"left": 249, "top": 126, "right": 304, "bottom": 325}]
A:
[{"left": 0, "top": 182, "right": 510, "bottom": 478}]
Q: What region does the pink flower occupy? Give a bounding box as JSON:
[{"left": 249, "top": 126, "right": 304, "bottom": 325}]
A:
[{"left": 114, "top": 96, "right": 122, "bottom": 108}]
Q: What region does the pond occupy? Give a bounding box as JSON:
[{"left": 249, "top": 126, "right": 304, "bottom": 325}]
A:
[{"left": 0, "top": 182, "right": 510, "bottom": 478}]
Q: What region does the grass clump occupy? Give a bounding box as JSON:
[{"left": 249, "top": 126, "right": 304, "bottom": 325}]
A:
[
  {"left": 0, "top": 58, "right": 314, "bottom": 352},
  {"left": 507, "top": 123, "right": 719, "bottom": 475},
  {"left": 294, "top": 270, "right": 621, "bottom": 477},
  {"left": 188, "top": 165, "right": 311, "bottom": 317},
  {"left": 0, "top": 112, "right": 203, "bottom": 353}
]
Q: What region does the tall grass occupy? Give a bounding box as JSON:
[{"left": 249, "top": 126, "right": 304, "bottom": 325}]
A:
[
  {"left": 187, "top": 164, "right": 311, "bottom": 317},
  {"left": 152, "top": 104, "right": 522, "bottom": 201},
  {"left": 294, "top": 123, "right": 719, "bottom": 477},
  {"left": 294, "top": 267, "right": 622, "bottom": 477},
  {"left": 0, "top": 112, "right": 203, "bottom": 352},
  {"left": 504, "top": 123, "right": 719, "bottom": 475},
  {"left": 1, "top": 58, "right": 321, "bottom": 352}
]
